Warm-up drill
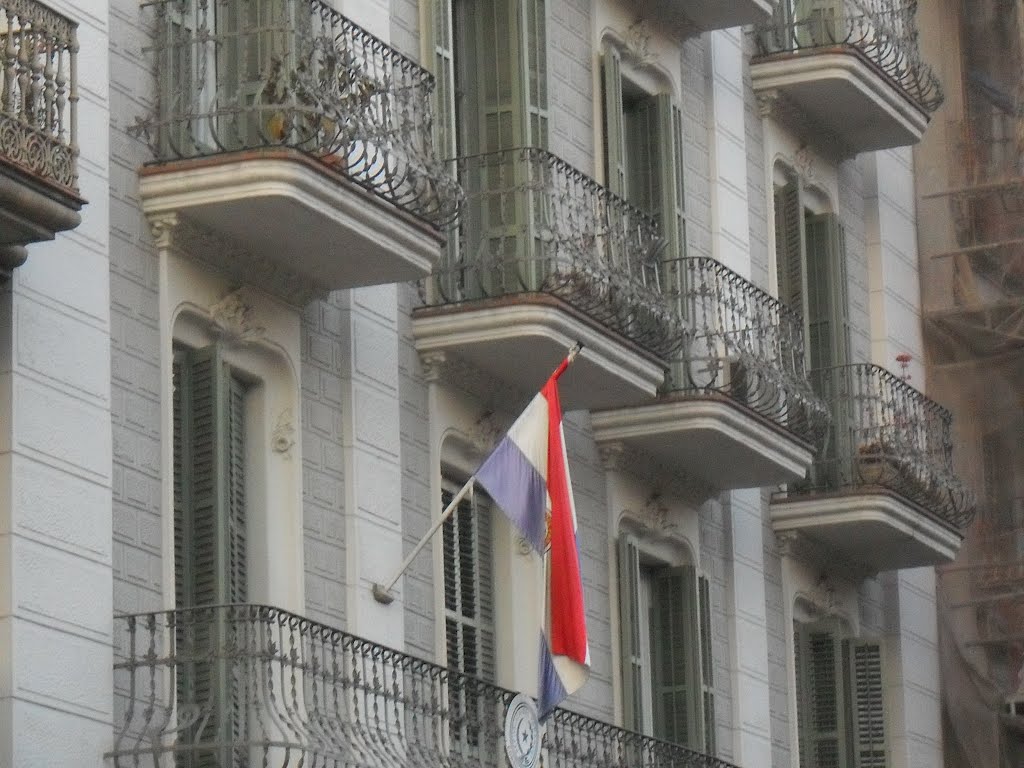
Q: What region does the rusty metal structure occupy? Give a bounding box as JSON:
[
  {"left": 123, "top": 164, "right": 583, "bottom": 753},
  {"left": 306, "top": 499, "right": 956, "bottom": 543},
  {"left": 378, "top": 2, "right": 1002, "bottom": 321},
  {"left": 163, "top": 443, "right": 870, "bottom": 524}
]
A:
[{"left": 914, "top": 1, "right": 1024, "bottom": 766}]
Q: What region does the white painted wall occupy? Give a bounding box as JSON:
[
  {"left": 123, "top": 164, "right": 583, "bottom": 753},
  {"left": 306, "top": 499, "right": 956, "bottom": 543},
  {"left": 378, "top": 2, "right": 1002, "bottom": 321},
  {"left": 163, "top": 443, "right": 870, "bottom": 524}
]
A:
[{"left": 0, "top": 1, "right": 114, "bottom": 764}]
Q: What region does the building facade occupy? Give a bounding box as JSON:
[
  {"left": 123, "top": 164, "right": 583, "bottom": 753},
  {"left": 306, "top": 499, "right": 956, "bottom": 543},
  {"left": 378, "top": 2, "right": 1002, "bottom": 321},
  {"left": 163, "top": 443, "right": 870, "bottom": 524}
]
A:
[
  {"left": 0, "top": 0, "right": 976, "bottom": 766},
  {"left": 913, "top": 2, "right": 1024, "bottom": 766}
]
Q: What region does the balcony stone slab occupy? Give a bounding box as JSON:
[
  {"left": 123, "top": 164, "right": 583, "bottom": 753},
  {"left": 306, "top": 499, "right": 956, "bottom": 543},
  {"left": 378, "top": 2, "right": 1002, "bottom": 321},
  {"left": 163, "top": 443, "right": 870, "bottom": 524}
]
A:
[
  {"left": 0, "top": 162, "right": 83, "bottom": 252},
  {"left": 139, "top": 152, "right": 445, "bottom": 295},
  {"left": 639, "top": 0, "right": 773, "bottom": 34},
  {"left": 411, "top": 296, "right": 666, "bottom": 411},
  {"left": 592, "top": 394, "right": 814, "bottom": 492},
  {"left": 770, "top": 490, "right": 963, "bottom": 571},
  {"left": 752, "top": 50, "right": 930, "bottom": 153}
]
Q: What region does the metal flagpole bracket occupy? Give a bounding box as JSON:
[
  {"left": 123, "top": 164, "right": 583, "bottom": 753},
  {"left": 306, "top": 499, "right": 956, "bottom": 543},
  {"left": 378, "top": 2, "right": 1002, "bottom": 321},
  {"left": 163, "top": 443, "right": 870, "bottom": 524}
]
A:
[{"left": 371, "top": 583, "right": 395, "bottom": 605}]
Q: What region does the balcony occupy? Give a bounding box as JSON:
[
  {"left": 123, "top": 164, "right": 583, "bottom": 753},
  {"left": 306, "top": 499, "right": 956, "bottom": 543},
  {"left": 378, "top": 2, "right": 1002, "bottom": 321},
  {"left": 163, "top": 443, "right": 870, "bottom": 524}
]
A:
[
  {"left": 413, "top": 147, "right": 679, "bottom": 410},
  {"left": 0, "top": 0, "right": 83, "bottom": 269},
  {"left": 771, "top": 364, "right": 976, "bottom": 572},
  {"left": 751, "top": 1, "right": 943, "bottom": 153},
  {"left": 136, "top": 0, "right": 459, "bottom": 294},
  {"left": 635, "top": 0, "right": 773, "bottom": 35},
  {"left": 111, "top": 603, "right": 740, "bottom": 768},
  {"left": 593, "top": 257, "right": 826, "bottom": 492}
]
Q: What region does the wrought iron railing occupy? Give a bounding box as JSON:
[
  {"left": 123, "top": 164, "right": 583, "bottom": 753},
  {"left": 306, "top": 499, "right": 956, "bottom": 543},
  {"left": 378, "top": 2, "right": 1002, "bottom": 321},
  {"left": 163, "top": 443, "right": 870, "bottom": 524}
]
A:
[
  {"left": 660, "top": 257, "right": 828, "bottom": 443},
  {"left": 753, "top": 0, "right": 943, "bottom": 113},
  {"left": 0, "top": 0, "right": 78, "bottom": 191},
  {"left": 421, "top": 147, "right": 681, "bottom": 357},
  {"left": 780, "top": 364, "right": 976, "bottom": 528},
  {"left": 111, "top": 603, "right": 738, "bottom": 768},
  {"left": 138, "top": 0, "right": 459, "bottom": 226}
]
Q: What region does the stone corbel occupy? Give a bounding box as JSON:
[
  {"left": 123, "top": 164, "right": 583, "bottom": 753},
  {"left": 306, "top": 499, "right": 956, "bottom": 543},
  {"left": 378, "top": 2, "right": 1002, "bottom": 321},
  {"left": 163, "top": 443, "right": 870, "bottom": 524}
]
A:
[
  {"left": 756, "top": 89, "right": 781, "bottom": 119},
  {"left": 419, "top": 350, "right": 448, "bottom": 383}
]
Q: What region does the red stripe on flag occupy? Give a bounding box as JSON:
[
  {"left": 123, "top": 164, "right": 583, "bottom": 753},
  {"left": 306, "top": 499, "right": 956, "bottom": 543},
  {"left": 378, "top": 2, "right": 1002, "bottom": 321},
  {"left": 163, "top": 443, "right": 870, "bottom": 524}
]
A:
[{"left": 541, "top": 374, "right": 588, "bottom": 665}]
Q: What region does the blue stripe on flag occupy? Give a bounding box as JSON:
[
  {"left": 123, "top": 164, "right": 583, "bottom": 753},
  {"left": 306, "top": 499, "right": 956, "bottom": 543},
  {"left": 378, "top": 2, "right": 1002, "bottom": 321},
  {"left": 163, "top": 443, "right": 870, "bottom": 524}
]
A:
[
  {"left": 538, "top": 631, "right": 567, "bottom": 721},
  {"left": 477, "top": 436, "right": 547, "bottom": 553}
]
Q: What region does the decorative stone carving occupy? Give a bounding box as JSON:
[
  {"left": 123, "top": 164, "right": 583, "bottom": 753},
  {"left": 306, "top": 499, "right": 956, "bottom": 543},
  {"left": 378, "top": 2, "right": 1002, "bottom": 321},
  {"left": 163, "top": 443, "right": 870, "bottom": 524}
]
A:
[
  {"left": 272, "top": 409, "right": 296, "bottom": 458},
  {"left": 468, "top": 409, "right": 509, "bottom": 455},
  {"left": 598, "top": 442, "right": 627, "bottom": 471},
  {"left": 794, "top": 145, "right": 815, "bottom": 181},
  {"left": 148, "top": 212, "right": 179, "bottom": 250},
  {"left": 209, "top": 288, "right": 267, "bottom": 346},
  {"left": 145, "top": 214, "right": 326, "bottom": 306},
  {"left": 419, "top": 350, "right": 448, "bottom": 383},
  {"left": 804, "top": 574, "right": 839, "bottom": 617},
  {"left": 640, "top": 492, "right": 678, "bottom": 536},
  {"left": 756, "top": 89, "right": 780, "bottom": 118},
  {"left": 624, "top": 20, "right": 656, "bottom": 66},
  {"left": 775, "top": 529, "right": 874, "bottom": 581}
]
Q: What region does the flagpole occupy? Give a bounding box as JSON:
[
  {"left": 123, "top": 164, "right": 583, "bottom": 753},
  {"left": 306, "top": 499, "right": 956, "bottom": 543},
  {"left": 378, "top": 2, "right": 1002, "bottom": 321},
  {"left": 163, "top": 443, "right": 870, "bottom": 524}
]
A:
[
  {"left": 372, "top": 475, "right": 477, "bottom": 604},
  {"left": 371, "top": 341, "right": 584, "bottom": 606}
]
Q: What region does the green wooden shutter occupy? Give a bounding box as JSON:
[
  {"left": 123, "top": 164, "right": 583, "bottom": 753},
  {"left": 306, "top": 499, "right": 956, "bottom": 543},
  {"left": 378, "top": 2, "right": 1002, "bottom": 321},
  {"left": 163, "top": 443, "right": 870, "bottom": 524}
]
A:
[
  {"left": 431, "top": 0, "right": 458, "bottom": 160},
  {"left": 618, "top": 535, "right": 644, "bottom": 732},
  {"left": 656, "top": 94, "right": 686, "bottom": 260},
  {"left": 774, "top": 182, "right": 805, "bottom": 319},
  {"left": 625, "top": 94, "right": 658, "bottom": 217},
  {"left": 796, "top": 621, "right": 848, "bottom": 768},
  {"left": 602, "top": 49, "right": 626, "bottom": 198},
  {"left": 523, "top": 0, "right": 548, "bottom": 147},
  {"left": 805, "top": 212, "right": 851, "bottom": 372},
  {"left": 173, "top": 345, "right": 248, "bottom": 768},
  {"left": 844, "top": 639, "right": 887, "bottom": 768},
  {"left": 649, "top": 565, "right": 703, "bottom": 748},
  {"left": 795, "top": 0, "right": 843, "bottom": 46},
  {"left": 698, "top": 574, "right": 716, "bottom": 755},
  {"left": 442, "top": 486, "right": 495, "bottom": 681}
]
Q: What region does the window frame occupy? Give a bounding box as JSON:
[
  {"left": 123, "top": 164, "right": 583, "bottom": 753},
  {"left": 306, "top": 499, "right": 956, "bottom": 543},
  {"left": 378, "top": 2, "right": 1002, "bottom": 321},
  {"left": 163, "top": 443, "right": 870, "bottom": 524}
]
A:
[
  {"left": 600, "top": 43, "right": 687, "bottom": 261},
  {"left": 617, "top": 531, "right": 715, "bottom": 753},
  {"left": 792, "top": 617, "right": 889, "bottom": 768}
]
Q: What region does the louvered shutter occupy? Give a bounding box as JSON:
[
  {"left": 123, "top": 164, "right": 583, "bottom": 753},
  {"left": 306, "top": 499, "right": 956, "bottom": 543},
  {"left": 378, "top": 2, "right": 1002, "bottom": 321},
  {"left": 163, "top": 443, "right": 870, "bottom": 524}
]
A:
[
  {"left": 774, "top": 182, "right": 805, "bottom": 319},
  {"left": 618, "top": 535, "right": 644, "bottom": 732},
  {"left": 469, "top": 0, "right": 520, "bottom": 152},
  {"left": 649, "top": 565, "right": 703, "bottom": 748},
  {"left": 523, "top": 0, "right": 548, "bottom": 147},
  {"left": 218, "top": 0, "right": 307, "bottom": 149},
  {"left": 173, "top": 345, "right": 248, "bottom": 768},
  {"left": 844, "top": 639, "right": 887, "bottom": 768},
  {"left": 805, "top": 212, "right": 851, "bottom": 372},
  {"left": 796, "top": 621, "right": 848, "bottom": 768},
  {"left": 656, "top": 94, "right": 686, "bottom": 261},
  {"left": 442, "top": 486, "right": 495, "bottom": 681},
  {"left": 431, "top": 0, "right": 458, "bottom": 159},
  {"left": 698, "top": 574, "right": 716, "bottom": 755},
  {"left": 602, "top": 49, "right": 626, "bottom": 198},
  {"left": 159, "top": 2, "right": 195, "bottom": 157},
  {"left": 795, "top": 0, "right": 843, "bottom": 46},
  {"left": 442, "top": 486, "right": 495, "bottom": 747}
]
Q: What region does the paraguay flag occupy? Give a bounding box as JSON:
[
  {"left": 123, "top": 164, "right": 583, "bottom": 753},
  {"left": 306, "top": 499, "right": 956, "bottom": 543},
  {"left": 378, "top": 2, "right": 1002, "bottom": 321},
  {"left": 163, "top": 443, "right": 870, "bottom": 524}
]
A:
[{"left": 475, "top": 353, "right": 590, "bottom": 720}]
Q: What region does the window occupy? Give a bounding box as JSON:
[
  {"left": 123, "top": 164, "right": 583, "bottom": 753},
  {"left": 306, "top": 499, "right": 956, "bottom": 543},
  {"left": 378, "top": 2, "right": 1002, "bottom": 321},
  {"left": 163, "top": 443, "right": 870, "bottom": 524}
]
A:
[
  {"left": 773, "top": 180, "right": 851, "bottom": 373},
  {"left": 429, "top": 0, "right": 548, "bottom": 156},
  {"left": 774, "top": 179, "right": 852, "bottom": 483},
  {"left": 793, "top": 620, "right": 888, "bottom": 768},
  {"left": 618, "top": 536, "right": 715, "bottom": 752},
  {"left": 602, "top": 47, "right": 686, "bottom": 259},
  {"left": 172, "top": 343, "right": 250, "bottom": 764}
]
